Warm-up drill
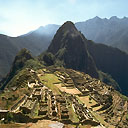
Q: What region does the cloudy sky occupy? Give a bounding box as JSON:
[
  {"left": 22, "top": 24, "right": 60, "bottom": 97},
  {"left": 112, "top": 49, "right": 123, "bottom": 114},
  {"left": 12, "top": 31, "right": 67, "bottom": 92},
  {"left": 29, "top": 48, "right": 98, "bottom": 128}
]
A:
[{"left": 0, "top": 0, "right": 128, "bottom": 36}]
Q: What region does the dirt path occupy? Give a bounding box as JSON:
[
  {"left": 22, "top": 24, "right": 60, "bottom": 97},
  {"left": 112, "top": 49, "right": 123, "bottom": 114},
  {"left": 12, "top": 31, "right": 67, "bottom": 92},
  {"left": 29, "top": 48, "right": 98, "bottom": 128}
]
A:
[{"left": 28, "top": 120, "right": 64, "bottom": 128}]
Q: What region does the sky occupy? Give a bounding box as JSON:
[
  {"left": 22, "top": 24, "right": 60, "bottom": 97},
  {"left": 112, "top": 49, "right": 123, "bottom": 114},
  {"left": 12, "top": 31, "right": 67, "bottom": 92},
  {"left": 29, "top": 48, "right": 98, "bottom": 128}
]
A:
[{"left": 0, "top": 0, "right": 128, "bottom": 36}]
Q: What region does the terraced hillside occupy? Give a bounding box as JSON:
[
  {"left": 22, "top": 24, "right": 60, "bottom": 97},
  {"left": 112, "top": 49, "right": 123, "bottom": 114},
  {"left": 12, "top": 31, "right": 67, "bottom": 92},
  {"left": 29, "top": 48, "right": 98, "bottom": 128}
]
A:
[{"left": 0, "top": 67, "right": 127, "bottom": 128}]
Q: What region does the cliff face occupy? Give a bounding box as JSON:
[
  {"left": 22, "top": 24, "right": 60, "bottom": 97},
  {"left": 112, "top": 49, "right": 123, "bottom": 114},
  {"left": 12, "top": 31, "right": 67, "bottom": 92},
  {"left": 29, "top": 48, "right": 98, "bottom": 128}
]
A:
[{"left": 48, "top": 21, "right": 99, "bottom": 78}]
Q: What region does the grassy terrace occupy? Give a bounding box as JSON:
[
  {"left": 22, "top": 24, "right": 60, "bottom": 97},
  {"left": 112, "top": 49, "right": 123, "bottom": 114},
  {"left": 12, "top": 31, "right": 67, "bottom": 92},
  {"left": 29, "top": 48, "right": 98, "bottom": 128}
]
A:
[
  {"left": 78, "top": 95, "right": 97, "bottom": 108},
  {"left": 30, "top": 102, "right": 39, "bottom": 118},
  {"left": 39, "top": 73, "right": 61, "bottom": 95},
  {"left": 68, "top": 102, "right": 79, "bottom": 123},
  {"left": 126, "top": 113, "right": 128, "bottom": 120},
  {"left": 77, "top": 96, "right": 115, "bottom": 128},
  {"left": 0, "top": 87, "right": 31, "bottom": 110}
]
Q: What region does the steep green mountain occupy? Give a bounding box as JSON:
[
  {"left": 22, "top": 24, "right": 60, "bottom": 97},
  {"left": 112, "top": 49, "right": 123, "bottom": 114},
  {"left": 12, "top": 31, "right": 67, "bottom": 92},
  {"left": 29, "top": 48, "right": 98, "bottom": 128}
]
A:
[
  {"left": 0, "top": 48, "right": 33, "bottom": 90},
  {"left": 0, "top": 48, "right": 44, "bottom": 91},
  {"left": 47, "top": 21, "right": 99, "bottom": 78},
  {"left": 87, "top": 41, "right": 128, "bottom": 96}
]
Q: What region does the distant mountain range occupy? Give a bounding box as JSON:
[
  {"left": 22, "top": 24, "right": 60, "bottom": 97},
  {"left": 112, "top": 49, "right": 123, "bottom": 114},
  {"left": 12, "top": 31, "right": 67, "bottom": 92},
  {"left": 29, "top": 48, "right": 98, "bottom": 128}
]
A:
[
  {"left": 23, "top": 16, "right": 128, "bottom": 54},
  {"left": 76, "top": 16, "right": 128, "bottom": 53}
]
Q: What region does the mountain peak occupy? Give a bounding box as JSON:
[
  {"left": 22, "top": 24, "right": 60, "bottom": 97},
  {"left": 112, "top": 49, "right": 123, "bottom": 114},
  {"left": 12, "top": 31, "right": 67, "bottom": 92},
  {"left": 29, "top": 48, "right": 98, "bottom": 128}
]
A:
[
  {"left": 10, "top": 48, "right": 33, "bottom": 74},
  {"left": 58, "top": 21, "right": 77, "bottom": 34},
  {"left": 61, "top": 21, "right": 75, "bottom": 28},
  {"left": 47, "top": 21, "right": 80, "bottom": 55},
  {"left": 47, "top": 22, "right": 99, "bottom": 78},
  {"left": 94, "top": 16, "right": 101, "bottom": 20},
  {"left": 0, "top": 48, "right": 33, "bottom": 90},
  {"left": 110, "top": 16, "right": 119, "bottom": 20}
]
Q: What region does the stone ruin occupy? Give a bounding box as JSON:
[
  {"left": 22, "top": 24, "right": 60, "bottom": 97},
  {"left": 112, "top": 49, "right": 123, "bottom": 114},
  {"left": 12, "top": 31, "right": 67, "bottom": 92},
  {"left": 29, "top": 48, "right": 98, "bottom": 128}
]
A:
[
  {"left": 54, "top": 70, "right": 74, "bottom": 88},
  {"left": 71, "top": 96, "right": 100, "bottom": 126},
  {"left": 20, "top": 99, "right": 37, "bottom": 114}
]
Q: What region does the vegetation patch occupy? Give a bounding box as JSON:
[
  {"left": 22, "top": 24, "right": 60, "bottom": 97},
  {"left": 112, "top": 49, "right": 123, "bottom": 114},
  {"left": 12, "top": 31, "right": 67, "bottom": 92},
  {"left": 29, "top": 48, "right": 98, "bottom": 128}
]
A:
[
  {"left": 0, "top": 88, "right": 31, "bottom": 109},
  {"left": 68, "top": 103, "right": 79, "bottom": 123},
  {"left": 40, "top": 73, "right": 61, "bottom": 94},
  {"left": 126, "top": 113, "right": 128, "bottom": 120},
  {"left": 24, "top": 59, "right": 44, "bottom": 70},
  {"left": 78, "top": 96, "right": 97, "bottom": 108}
]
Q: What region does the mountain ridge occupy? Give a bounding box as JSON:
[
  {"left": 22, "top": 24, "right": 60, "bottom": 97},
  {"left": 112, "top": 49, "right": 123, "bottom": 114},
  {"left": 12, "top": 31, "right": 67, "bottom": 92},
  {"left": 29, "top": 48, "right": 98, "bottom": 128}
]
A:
[{"left": 76, "top": 16, "right": 128, "bottom": 53}]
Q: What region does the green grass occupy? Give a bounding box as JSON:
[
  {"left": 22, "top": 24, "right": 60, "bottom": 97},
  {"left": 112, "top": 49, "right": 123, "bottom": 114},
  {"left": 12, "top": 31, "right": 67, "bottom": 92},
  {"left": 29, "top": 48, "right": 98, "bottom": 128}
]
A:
[
  {"left": 76, "top": 96, "right": 83, "bottom": 104},
  {"left": 91, "top": 111, "right": 108, "bottom": 126},
  {"left": 0, "top": 87, "right": 31, "bottom": 109},
  {"left": 24, "top": 59, "right": 44, "bottom": 70},
  {"left": 120, "top": 94, "right": 128, "bottom": 101},
  {"left": 79, "top": 125, "right": 91, "bottom": 128},
  {"left": 31, "top": 102, "right": 39, "bottom": 118},
  {"left": 77, "top": 95, "right": 97, "bottom": 108},
  {"left": 76, "top": 95, "right": 110, "bottom": 127},
  {"left": 40, "top": 73, "right": 61, "bottom": 94},
  {"left": 68, "top": 103, "right": 79, "bottom": 123},
  {"left": 126, "top": 113, "right": 128, "bottom": 120},
  {"left": 6, "top": 68, "right": 36, "bottom": 89}
]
